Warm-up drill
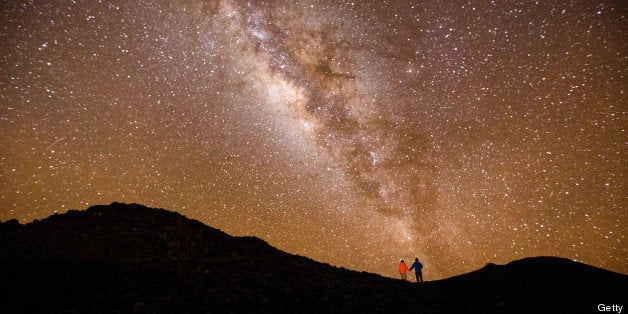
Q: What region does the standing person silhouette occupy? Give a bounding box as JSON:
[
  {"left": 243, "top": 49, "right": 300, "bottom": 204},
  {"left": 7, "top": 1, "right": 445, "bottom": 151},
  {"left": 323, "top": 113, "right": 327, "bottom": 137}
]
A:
[
  {"left": 399, "top": 259, "right": 409, "bottom": 281},
  {"left": 410, "top": 257, "right": 423, "bottom": 282}
]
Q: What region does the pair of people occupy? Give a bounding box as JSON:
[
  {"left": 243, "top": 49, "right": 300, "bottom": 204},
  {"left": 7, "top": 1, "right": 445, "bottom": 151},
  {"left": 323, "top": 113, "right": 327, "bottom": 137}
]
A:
[{"left": 399, "top": 258, "right": 423, "bottom": 282}]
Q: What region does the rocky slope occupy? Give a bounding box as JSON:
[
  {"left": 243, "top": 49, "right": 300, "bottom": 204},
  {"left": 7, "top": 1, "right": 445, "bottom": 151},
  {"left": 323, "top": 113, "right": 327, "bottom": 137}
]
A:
[{"left": 1, "top": 202, "right": 625, "bottom": 313}]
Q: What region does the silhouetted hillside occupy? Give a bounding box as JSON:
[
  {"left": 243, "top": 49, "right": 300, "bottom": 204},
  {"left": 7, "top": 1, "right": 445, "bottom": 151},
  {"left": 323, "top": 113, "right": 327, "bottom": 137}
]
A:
[{"left": 1, "top": 203, "right": 625, "bottom": 313}]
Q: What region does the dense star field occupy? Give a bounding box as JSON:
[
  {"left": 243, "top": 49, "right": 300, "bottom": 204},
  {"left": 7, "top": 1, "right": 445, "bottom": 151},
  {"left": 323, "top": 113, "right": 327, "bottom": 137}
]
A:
[{"left": 0, "top": 0, "right": 625, "bottom": 279}]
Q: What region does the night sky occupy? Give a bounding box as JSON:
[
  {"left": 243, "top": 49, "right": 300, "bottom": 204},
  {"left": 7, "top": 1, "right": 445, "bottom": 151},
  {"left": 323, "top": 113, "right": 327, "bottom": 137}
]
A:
[{"left": 1, "top": 0, "right": 625, "bottom": 280}]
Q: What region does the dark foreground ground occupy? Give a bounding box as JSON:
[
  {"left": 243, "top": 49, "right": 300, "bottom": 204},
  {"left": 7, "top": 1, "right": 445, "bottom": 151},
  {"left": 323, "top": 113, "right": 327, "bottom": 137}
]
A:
[{"left": 1, "top": 203, "right": 626, "bottom": 313}]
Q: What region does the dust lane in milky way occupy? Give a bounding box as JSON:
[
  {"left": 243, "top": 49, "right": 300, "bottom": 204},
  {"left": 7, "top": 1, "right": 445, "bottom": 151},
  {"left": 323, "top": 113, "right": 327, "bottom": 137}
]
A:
[{"left": 0, "top": 0, "right": 625, "bottom": 279}]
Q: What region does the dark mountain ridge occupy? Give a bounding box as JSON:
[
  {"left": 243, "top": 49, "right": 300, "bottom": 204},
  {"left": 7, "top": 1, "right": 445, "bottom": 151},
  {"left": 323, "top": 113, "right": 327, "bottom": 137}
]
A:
[{"left": 1, "top": 202, "right": 626, "bottom": 313}]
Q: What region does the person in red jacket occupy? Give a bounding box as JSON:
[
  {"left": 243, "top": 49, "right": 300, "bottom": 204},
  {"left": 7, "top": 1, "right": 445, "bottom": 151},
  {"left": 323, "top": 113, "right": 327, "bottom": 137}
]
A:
[{"left": 399, "top": 259, "right": 409, "bottom": 280}]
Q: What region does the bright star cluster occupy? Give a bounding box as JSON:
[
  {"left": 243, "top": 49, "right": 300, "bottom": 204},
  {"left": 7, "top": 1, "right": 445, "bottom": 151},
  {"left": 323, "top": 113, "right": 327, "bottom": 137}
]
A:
[{"left": 1, "top": 0, "right": 625, "bottom": 279}]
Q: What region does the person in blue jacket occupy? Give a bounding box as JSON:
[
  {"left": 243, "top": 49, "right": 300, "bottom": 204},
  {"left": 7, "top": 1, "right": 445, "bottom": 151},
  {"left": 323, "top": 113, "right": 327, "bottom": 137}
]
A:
[{"left": 409, "top": 257, "right": 423, "bottom": 283}]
